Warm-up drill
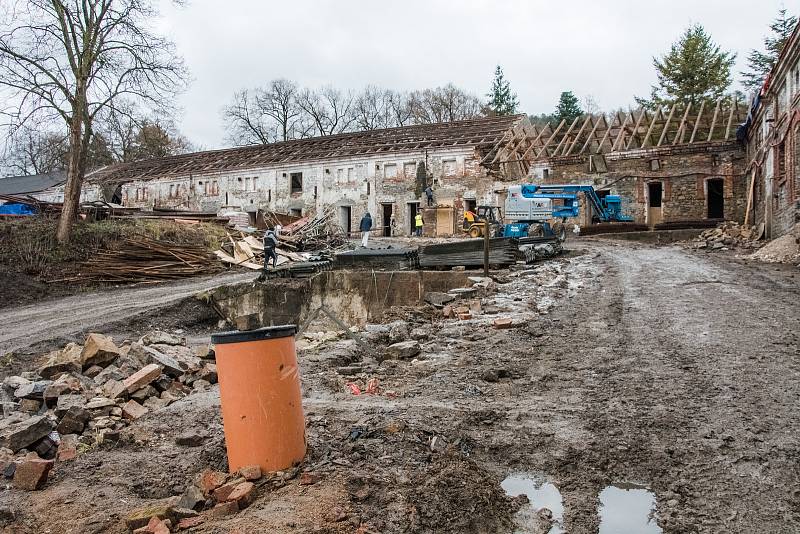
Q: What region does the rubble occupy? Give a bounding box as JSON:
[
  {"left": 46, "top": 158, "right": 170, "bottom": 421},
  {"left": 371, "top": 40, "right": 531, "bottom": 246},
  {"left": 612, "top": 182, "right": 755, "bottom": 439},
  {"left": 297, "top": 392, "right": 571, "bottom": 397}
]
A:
[
  {"left": 747, "top": 223, "right": 800, "bottom": 264},
  {"left": 0, "top": 415, "right": 54, "bottom": 452},
  {"left": 81, "top": 333, "right": 121, "bottom": 368},
  {"left": 688, "top": 221, "right": 763, "bottom": 251},
  {"left": 385, "top": 340, "right": 421, "bottom": 360},
  {"left": 12, "top": 454, "right": 54, "bottom": 490}
]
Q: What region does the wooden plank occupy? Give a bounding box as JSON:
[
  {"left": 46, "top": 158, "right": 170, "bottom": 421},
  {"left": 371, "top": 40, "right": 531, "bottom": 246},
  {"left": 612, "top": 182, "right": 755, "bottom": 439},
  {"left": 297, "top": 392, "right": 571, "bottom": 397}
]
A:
[
  {"left": 580, "top": 114, "right": 604, "bottom": 154},
  {"left": 689, "top": 100, "right": 706, "bottom": 144},
  {"left": 520, "top": 124, "right": 549, "bottom": 161},
  {"left": 537, "top": 119, "right": 566, "bottom": 157},
  {"left": 595, "top": 113, "right": 615, "bottom": 153},
  {"left": 626, "top": 109, "right": 647, "bottom": 150},
  {"left": 674, "top": 103, "right": 692, "bottom": 145},
  {"left": 610, "top": 111, "right": 631, "bottom": 151},
  {"left": 744, "top": 167, "right": 757, "bottom": 226},
  {"left": 554, "top": 116, "right": 581, "bottom": 156},
  {"left": 657, "top": 103, "right": 677, "bottom": 146},
  {"left": 724, "top": 96, "right": 738, "bottom": 141},
  {"left": 707, "top": 99, "right": 722, "bottom": 142},
  {"left": 566, "top": 115, "right": 592, "bottom": 155},
  {"left": 640, "top": 107, "right": 662, "bottom": 149}
]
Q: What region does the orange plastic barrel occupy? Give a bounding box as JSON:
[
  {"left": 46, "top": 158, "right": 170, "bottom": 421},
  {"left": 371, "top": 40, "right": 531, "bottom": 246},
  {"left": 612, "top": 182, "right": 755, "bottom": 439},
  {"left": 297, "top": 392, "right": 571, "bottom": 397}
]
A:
[{"left": 211, "top": 325, "right": 306, "bottom": 473}]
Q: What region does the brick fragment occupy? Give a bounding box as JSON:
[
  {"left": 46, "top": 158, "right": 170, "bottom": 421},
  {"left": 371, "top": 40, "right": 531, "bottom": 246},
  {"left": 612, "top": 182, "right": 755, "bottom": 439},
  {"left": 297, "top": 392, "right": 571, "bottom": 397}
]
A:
[
  {"left": 121, "top": 400, "right": 149, "bottom": 420},
  {"left": 13, "top": 456, "right": 54, "bottom": 490},
  {"left": 239, "top": 465, "right": 262, "bottom": 481},
  {"left": 122, "top": 364, "right": 163, "bottom": 394},
  {"left": 225, "top": 481, "right": 254, "bottom": 509},
  {"left": 198, "top": 469, "right": 227, "bottom": 496},
  {"left": 206, "top": 500, "right": 238, "bottom": 517},
  {"left": 212, "top": 477, "right": 245, "bottom": 503},
  {"left": 493, "top": 318, "right": 513, "bottom": 329}
]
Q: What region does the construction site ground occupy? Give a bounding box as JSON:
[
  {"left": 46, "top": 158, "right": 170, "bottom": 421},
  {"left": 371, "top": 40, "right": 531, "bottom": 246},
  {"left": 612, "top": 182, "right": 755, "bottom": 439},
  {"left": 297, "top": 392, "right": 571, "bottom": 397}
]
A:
[{"left": 2, "top": 238, "right": 800, "bottom": 533}]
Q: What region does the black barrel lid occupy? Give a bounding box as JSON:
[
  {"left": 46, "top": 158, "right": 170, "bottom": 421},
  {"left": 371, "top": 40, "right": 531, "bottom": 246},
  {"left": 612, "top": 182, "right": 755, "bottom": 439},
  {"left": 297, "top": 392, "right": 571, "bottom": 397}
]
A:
[{"left": 211, "top": 325, "right": 297, "bottom": 345}]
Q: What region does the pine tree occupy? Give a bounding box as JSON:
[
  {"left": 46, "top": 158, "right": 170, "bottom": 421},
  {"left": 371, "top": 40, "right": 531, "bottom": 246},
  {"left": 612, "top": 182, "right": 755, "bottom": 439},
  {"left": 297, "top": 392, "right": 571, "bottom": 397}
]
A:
[
  {"left": 741, "top": 8, "right": 797, "bottom": 91},
  {"left": 637, "top": 24, "right": 736, "bottom": 109},
  {"left": 486, "top": 65, "right": 519, "bottom": 116},
  {"left": 553, "top": 91, "right": 583, "bottom": 125}
]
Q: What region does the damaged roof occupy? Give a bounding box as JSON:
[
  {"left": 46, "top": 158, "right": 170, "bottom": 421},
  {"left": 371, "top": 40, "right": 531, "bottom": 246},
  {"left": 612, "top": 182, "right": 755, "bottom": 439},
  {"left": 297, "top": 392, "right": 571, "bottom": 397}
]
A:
[
  {"left": 91, "top": 115, "right": 525, "bottom": 184},
  {"left": 0, "top": 170, "right": 66, "bottom": 195}
]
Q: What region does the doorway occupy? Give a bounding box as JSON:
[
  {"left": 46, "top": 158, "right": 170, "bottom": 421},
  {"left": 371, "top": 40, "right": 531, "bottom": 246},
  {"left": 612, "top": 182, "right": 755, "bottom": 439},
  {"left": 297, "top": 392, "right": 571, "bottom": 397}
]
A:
[
  {"left": 647, "top": 182, "right": 663, "bottom": 225},
  {"left": 707, "top": 179, "right": 724, "bottom": 219},
  {"left": 382, "top": 203, "right": 393, "bottom": 237},
  {"left": 407, "top": 202, "right": 420, "bottom": 235},
  {"left": 339, "top": 206, "right": 352, "bottom": 236},
  {"left": 464, "top": 199, "right": 477, "bottom": 213}
]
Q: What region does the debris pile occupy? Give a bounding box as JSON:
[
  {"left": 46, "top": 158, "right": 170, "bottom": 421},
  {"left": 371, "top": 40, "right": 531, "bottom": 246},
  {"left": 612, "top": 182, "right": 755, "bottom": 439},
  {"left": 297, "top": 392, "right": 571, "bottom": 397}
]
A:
[
  {"left": 123, "top": 465, "right": 299, "bottom": 531},
  {"left": 689, "top": 222, "right": 764, "bottom": 251},
  {"left": 215, "top": 233, "right": 327, "bottom": 271},
  {"left": 747, "top": 223, "right": 800, "bottom": 264},
  {"left": 70, "top": 237, "right": 222, "bottom": 282},
  {"left": 0, "top": 331, "right": 218, "bottom": 491},
  {"left": 278, "top": 205, "right": 348, "bottom": 251}
]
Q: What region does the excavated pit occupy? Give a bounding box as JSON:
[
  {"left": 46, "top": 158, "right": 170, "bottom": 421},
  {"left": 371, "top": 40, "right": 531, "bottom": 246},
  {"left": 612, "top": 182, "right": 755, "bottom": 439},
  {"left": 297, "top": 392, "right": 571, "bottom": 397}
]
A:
[{"left": 207, "top": 270, "right": 473, "bottom": 331}]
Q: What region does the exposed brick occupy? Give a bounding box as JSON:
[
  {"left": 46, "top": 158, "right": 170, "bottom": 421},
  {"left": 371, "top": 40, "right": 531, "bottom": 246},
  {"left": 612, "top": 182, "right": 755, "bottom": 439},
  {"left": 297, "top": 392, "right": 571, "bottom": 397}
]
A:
[
  {"left": 206, "top": 500, "right": 238, "bottom": 518},
  {"left": 13, "top": 456, "right": 54, "bottom": 490},
  {"left": 198, "top": 469, "right": 227, "bottom": 496},
  {"left": 122, "top": 364, "right": 163, "bottom": 394},
  {"left": 121, "top": 400, "right": 149, "bottom": 420}
]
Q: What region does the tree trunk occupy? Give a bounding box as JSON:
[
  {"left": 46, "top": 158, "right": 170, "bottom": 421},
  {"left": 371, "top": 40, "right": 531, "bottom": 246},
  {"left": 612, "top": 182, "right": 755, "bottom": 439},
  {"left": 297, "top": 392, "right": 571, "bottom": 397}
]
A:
[{"left": 56, "top": 112, "right": 86, "bottom": 244}]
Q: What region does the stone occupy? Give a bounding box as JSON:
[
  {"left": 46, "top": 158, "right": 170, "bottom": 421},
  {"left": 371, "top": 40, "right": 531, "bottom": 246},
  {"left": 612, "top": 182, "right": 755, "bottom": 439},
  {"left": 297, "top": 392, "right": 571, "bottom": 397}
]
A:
[
  {"left": 83, "top": 365, "right": 103, "bottom": 379},
  {"left": 85, "top": 397, "right": 115, "bottom": 410},
  {"left": 143, "top": 396, "right": 169, "bottom": 411},
  {"left": 192, "top": 379, "right": 211, "bottom": 392},
  {"left": 55, "top": 394, "right": 86, "bottom": 417},
  {"left": 81, "top": 333, "right": 120, "bottom": 369},
  {"left": 122, "top": 364, "right": 163, "bottom": 394},
  {"left": 19, "top": 399, "right": 41, "bottom": 414},
  {"left": 299, "top": 472, "right": 320, "bottom": 485},
  {"left": 442, "top": 305, "right": 453, "bottom": 318},
  {"left": 212, "top": 477, "right": 245, "bottom": 502},
  {"left": 94, "top": 365, "right": 124, "bottom": 386},
  {"left": 239, "top": 465, "right": 262, "bottom": 481},
  {"left": 424, "top": 291, "right": 456, "bottom": 307},
  {"left": 198, "top": 469, "right": 227, "bottom": 495},
  {"left": 38, "top": 343, "right": 83, "bottom": 379},
  {"left": 194, "top": 344, "right": 214, "bottom": 360},
  {"left": 448, "top": 287, "right": 478, "bottom": 299},
  {"left": 14, "top": 380, "right": 52, "bottom": 400},
  {"left": 13, "top": 455, "right": 54, "bottom": 490},
  {"left": 105, "top": 379, "right": 128, "bottom": 400},
  {"left": 121, "top": 400, "right": 149, "bottom": 420},
  {"left": 0, "top": 415, "right": 54, "bottom": 452},
  {"left": 146, "top": 517, "right": 171, "bottom": 534},
  {"left": 482, "top": 370, "right": 500, "bottom": 382},
  {"left": 140, "top": 331, "right": 184, "bottom": 346},
  {"left": 130, "top": 385, "right": 158, "bottom": 403},
  {"left": 197, "top": 364, "right": 217, "bottom": 384},
  {"left": 458, "top": 312, "right": 472, "bottom": 320},
  {"left": 177, "top": 516, "right": 205, "bottom": 529},
  {"left": 177, "top": 485, "right": 205, "bottom": 511},
  {"left": 385, "top": 340, "right": 421, "bottom": 360},
  {"left": 175, "top": 430, "right": 207, "bottom": 447},
  {"left": 207, "top": 500, "right": 238, "bottom": 517},
  {"left": 57, "top": 434, "right": 79, "bottom": 461},
  {"left": 493, "top": 318, "right": 513, "bottom": 329},
  {"left": 226, "top": 481, "right": 254, "bottom": 508},
  {"left": 141, "top": 346, "right": 184, "bottom": 378},
  {"left": 34, "top": 431, "right": 60, "bottom": 460},
  {"left": 2, "top": 376, "right": 30, "bottom": 392},
  {"left": 57, "top": 406, "right": 91, "bottom": 434},
  {"left": 125, "top": 503, "right": 176, "bottom": 531},
  {"left": 43, "top": 382, "right": 71, "bottom": 407}
]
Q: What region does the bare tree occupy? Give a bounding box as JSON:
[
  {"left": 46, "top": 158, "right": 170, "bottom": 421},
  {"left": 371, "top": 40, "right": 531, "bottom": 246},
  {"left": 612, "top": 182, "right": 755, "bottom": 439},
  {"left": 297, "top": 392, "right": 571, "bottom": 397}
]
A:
[
  {"left": 0, "top": 0, "right": 187, "bottom": 242},
  {"left": 387, "top": 91, "right": 415, "bottom": 127},
  {"left": 255, "top": 79, "right": 309, "bottom": 141},
  {"left": 353, "top": 86, "right": 396, "bottom": 131},
  {"left": 2, "top": 125, "right": 68, "bottom": 175},
  {"left": 410, "top": 84, "right": 483, "bottom": 124},
  {"left": 222, "top": 89, "right": 276, "bottom": 145},
  {"left": 297, "top": 86, "right": 355, "bottom": 136}
]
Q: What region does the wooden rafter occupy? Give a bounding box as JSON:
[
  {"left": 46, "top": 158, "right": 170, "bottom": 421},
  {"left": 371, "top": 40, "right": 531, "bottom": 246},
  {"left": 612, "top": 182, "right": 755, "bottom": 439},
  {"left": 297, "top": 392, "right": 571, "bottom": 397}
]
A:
[
  {"left": 657, "top": 103, "right": 677, "bottom": 146},
  {"left": 689, "top": 100, "right": 705, "bottom": 144},
  {"left": 566, "top": 115, "right": 592, "bottom": 155},
  {"left": 596, "top": 113, "right": 618, "bottom": 153},
  {"left": 553, "top": 116, "right": 580, "bottom": 156},
  {"left": 724, "top": 96, "right": 738, "bottom": 141},
  {"left": 641, "top": 108, "right": 662, "bottom": 149},
  {"left": 538, "top": 119, "right": 566, "bottom": 157},
  {"left": 707, "top": 99, "right": 722, "bottom": 142},
  {"left": 674, "top": 103, "right": 692, "bottom": 145},
  {"left": 626, "top": 109, "right": 647, "bottom": 150},
  {"left": 610, "top": 111, "right": 631, "bottom": 151},
  {"left": 580, "top": 114, "right": 604, "bottom": 154},
  {"left": 520, "top": 124, "right": 549, "bottom": 161}
]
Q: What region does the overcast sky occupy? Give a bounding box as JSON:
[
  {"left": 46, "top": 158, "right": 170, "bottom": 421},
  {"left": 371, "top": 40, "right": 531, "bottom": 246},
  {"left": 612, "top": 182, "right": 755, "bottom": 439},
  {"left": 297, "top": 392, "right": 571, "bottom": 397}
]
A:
[{"left": 156, "top": 0, "right": 791, "bottom": 149}]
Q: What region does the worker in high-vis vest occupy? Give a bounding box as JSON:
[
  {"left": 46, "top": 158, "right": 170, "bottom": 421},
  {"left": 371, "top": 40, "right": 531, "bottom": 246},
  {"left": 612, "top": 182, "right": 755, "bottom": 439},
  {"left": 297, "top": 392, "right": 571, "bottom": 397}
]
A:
[
  {"left": 463, "top": 209, "right": 476, "bottom": 230},
  {"left": 414, "top": 212, "right": 424, "bottom": 237}
]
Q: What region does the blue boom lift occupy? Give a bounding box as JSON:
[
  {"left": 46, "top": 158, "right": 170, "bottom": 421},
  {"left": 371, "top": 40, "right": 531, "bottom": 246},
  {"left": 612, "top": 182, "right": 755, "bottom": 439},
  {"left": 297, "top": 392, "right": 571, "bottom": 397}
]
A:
[{"left": 501, "top": 184, "right": 633, "bottom": 240}]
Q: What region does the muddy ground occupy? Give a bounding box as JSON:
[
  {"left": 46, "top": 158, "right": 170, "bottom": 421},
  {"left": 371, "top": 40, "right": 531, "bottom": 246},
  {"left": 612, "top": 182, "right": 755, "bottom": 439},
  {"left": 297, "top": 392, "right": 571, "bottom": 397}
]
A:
[{"left": 2, "top": 238, "right": 799, "bottom": 533}]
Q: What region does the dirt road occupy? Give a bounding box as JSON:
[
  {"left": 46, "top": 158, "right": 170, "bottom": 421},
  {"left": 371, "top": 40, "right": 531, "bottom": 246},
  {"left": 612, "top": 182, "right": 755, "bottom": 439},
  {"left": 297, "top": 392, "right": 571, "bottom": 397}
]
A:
[
  {"left": 0, "top": 270, "right": 258, "bottom": 356},
  {"left": 3, "top": 240, "right": 799, "bottom": 533}
]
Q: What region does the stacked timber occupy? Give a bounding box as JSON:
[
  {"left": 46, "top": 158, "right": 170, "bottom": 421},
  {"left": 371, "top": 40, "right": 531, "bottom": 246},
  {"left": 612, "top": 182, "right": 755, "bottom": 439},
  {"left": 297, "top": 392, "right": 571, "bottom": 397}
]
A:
[{"left": 419, "top": 238, "right": 518, "bottom": 268}]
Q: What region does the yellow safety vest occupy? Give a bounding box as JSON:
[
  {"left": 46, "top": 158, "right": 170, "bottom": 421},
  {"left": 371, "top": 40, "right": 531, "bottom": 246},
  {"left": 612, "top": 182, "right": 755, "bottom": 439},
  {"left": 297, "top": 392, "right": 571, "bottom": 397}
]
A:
[{"left": 415, "top": 214, "right": 424, "bottom": 227}]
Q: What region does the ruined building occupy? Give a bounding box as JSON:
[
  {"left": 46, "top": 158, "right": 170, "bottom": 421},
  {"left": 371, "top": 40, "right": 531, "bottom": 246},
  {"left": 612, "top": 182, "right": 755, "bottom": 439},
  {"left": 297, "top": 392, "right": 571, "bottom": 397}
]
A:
[
  {"left": 89, "top": 116, "right": 532, "bottom": 236},
  {"left": 741, "top": 22, "right": 800, "bottom": 239},
  {"left": 516, "top": 102, "right": 750, "bottom": 227}
]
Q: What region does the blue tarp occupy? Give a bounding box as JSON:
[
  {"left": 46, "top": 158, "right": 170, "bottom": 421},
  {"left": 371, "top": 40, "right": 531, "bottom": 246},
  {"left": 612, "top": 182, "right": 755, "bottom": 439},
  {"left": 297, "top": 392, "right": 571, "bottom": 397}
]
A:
[{"left": 0, "top": 203, "right": 37, "bottom": 215}]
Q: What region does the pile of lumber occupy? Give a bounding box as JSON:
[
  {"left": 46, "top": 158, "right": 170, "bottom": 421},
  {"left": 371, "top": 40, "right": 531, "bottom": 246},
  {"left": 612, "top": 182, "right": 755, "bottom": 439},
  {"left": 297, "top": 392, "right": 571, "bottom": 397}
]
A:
[
  {"left": 70, "top": 237, "right": 221, "bottom": 283},
  {"left": 419, "top": 238, "right": 519, "bottom": 268},
  {"left": 278, "top": 205, "right": 348, "bottom": 251},
  {"left": 215, "top": 233, "right": 321, "bottom": 271},
  {"left": 0, "top": 194, "right": 63, "bottom": 215}
]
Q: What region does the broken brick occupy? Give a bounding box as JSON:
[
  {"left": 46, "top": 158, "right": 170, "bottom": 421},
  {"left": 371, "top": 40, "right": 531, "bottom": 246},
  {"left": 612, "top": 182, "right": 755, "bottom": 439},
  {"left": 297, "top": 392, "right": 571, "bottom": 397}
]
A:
[
  {"left": 0, "top": 415, "right": 54, "bottom": 452},
  {"left": 57, "top": 405, "right": 91, "bottom": 434},
  {"left": 57, "top": 434, "right": 79, "bottom": 462},
  {"left": 177, "top": 516, "right": 205, "bottom": 529},
  {"left": 125, "top": 503, "right": 175, "bottom": 531},
  {"left": 81, "top": 333, "right": 120, "bottom": 369},
  {"left": 212, "top": 478, "right": 245, "bottom": 503},
  {"left": 13, "top": 456, "right": 54, "bottom": 490},
  {"left": 239, "top": 465, "right": 262, "bottom": 481},
  {"left": 493, "top": 318, "right": 513, "bottom": 329},
  {"left": 299, "top": 472, "right": 321, "bottom": 485},
  {"left": 226, "top": 481, "right": 254, "bottom": 509},
  {"left": 147, "top": 517, "right": 171, "bottom": 534},
  {"left": 121, "top": 400, "right": 149, "bottom": 420},
  {"left": 198, "top": 469, "right": 227, "bottom": 496},
  {"left": 206, "top": 500, "right": 238, "bottom": 518},
  {"left": 122, "top": 364, "right": 163, "bottom": 394}
]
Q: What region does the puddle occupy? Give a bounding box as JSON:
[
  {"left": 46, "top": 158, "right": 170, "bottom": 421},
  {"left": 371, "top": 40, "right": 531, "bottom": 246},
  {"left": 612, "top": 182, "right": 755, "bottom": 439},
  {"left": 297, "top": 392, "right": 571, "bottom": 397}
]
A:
[
  {"left": 501, "top": 474, "right": 565, "bottom": 534},
  {"left": 599, "top": 484, "right": 661, "bottom": 534}
]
